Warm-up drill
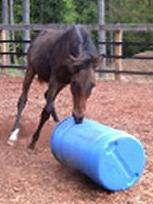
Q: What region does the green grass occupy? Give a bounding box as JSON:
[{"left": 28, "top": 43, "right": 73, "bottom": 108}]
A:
[{"left": 0, "top": 68, "right": 25, "bottom": 77}]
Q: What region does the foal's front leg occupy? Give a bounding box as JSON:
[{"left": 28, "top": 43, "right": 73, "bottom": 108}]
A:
[
  {"left": 8, "top": 67, "right": 35, "bottom": 146},
  {"left": 27, "top": 102, "right": 54, "bottom": 149},
  {"left": 28, "top": 79, "right": 65, "bottom": 149},
  {"left": 44, "top": 90, "right": 59, "bottom": 122}
]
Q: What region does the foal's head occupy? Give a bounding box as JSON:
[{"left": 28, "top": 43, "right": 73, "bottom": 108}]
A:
[
  {"left": 70, "top": 60, "right": 98, "bottom": 123},
  {"left": 63, "top": 25, "right": 101, "bottom": 123}
]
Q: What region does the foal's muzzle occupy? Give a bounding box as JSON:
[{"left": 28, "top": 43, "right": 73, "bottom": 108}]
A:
[{"left": 72, "top": 113, "right": 84, "bottom": 124}]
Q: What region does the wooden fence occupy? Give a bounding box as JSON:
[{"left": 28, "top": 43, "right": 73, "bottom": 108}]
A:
[{"left": 1, "top": 23, "right": 153, "bottom": 80}]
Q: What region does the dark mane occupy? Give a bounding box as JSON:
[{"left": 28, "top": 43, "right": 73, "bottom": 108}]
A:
[{"left": 50, "top": 25, "right": 98, "bottom": 72}]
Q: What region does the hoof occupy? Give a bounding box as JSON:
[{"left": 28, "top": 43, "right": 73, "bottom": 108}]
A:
[
  {"left": 8, "top": 129, "right": 19, "bottom": 146},
  {"left": 72, "top": 113, "right": 83, "bottom": 124},
  {"left": 27, "top": 146, "right": 35, "bottom": 154},
  {"left": 27, "top": 143, "right": 35, "bottom": 150},
  {"left": 7, "top": 139, "right": 16, "bottom": 146}
]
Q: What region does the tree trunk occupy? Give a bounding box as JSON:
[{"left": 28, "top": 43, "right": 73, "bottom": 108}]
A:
[
  {"left": 22, "top": 0, "right": 30, "bottom": 55},
  {"left": 108, "top": 0, "right": 114, "bottom": 64},
  {"left": 40, "top": 0, "right": 44, "bottom": 23},
  {"left": 9, "top": 0, "right": 17, "bottom": 63},
  {"left": 97, "top": 0, "right": 106, "bottom": 55},
  {"left": 2, "top": 0, "right": 9, "bottom": 24},
  {"left": 1, "top": 0, "right": 10, "bottom": 69},
  {"left": 97, "top": 0, "right": 106, "bottom": 77}
]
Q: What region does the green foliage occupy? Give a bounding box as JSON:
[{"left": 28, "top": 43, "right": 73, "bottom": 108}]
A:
[
  {"left": 6, "top": 68, "right": 25, "bottom": 77},
  {"left": 40, "top": 0, "right": 64, "bottom": 23},
  {"left": 106, "top": 0, "right": 153, "bottom": 23},
  {"left": 29, "top": 0, "right": 97, "bottom": 24},
  {"left": 62, "top": 0, "right": 78, "bottom": 24},
  {"left": 123, "top": 32, "right": 153, "bottom": 56},
  {"left": 105, "top": 0, "right": 153, "bottom": 55},
  {"left": 14, "top": 0, "right": 22, "bottom": 23},
  {"left": 75, "top": 0, "right": 97, "bottom": 23}
]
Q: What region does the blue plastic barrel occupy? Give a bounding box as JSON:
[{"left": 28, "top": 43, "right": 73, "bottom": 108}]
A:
[{"left": 50, "top": 117, "right": 146, "bottom": 191}]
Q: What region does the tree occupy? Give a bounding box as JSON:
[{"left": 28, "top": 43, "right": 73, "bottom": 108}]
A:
[
  {"left": 9, "top": 0, "right": 17, "bottom": 63},
  {"left": 1, "top": 0, "right": 10, "bottom": 66},
  {"left": 75, "top": 0, "right": 97, "bottom": 23},
  {"left": 2, "top": 0, "right": 9, "bottom": 24},
  {"left": 22, "top": 0, "right": 30, "bottom": 54},
  {"left": 62, "top": 0, "right": 78, "bottom": 24},
  {"left": 39, "top": 0, "right": 44, "bottom": 23}
]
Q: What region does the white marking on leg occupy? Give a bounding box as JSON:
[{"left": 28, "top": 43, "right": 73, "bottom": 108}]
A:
[{"left": 7, "top": 129, "right": 20, "bottom": 146}]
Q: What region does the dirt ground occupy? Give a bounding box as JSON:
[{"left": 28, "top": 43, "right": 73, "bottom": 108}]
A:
[{"left": 0, "top": 73, "right": 153, "bottom": 204}]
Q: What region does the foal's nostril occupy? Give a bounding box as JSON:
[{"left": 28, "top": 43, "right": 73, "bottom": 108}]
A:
[{"left": 72, "top": 113, "right": 83, "bottom": 124}]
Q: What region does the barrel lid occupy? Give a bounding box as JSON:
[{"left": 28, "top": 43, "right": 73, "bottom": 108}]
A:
[{"left": 98, "top": 136, "right": 146, "bottom": 191}]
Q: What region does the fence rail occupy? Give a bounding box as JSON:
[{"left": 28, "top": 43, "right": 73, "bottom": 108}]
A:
[
  {"left": 96, "top": 69, "right": 153, "bottom": 76},
  {"left": 102, "top": 54, "right": 153, "bottom": 60},
  {"left": 1, "top": 24, "right": 153, "bottom": 79},
  {"left": 0, "top": 40, "right": 31, "bottom": 43},
  {"left": 0, "top": 64, "right": 26, "bottom": 69},
  {"left": 0, "top": 23, "right": 96, "bottom": 31},
  {"left": 1, "top": 52, "right": 153, "bottom": 60},
  {"left": 1, "top": 23, "right": 153, "bottom": 31},
  {"left": 99, "top": 41, "right": 153, "bottom": 46},
  {"left": 0, "top": 40, "right": 153, "bottom": 74}
]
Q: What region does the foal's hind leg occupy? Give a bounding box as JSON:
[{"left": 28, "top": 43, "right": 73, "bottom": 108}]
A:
[
  {"left": 28, "top": 79, "right": 65, "bottom": 149},
  {"left": 8, "top": 67, "right": 35, "bottom": 146}
]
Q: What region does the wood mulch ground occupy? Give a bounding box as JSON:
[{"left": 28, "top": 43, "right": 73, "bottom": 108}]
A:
[{"left": 0, "top": 73, "right": 153, "bottom": 204}]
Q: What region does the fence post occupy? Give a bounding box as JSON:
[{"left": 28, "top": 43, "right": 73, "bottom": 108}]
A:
[
  {"left": 1, "top": 29, "right": 10, "bottom": 66},
  {"left": 0, "top": 30, "right": 1, "bottom": 61},
  {"left": 97, "top": 0, "right": 106, "bottom": 78},
  {"left": 114, "top": 30, "right": 123, "bottom": 80}
]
